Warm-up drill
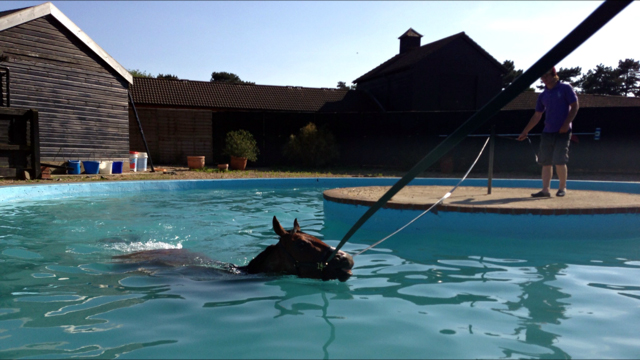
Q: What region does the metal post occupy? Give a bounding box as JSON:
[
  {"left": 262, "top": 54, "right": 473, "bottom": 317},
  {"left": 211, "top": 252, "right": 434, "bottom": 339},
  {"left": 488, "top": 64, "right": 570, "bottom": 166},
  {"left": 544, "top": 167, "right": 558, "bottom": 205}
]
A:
[
  {"left": 29, "top": 109, "right": 41, "bottom": 179},
  {"left": 488, "top": 126, "right": 495, "bottom": 195},
  {"left": 128, "top": 90, "right": 155, "bottom": 172}
]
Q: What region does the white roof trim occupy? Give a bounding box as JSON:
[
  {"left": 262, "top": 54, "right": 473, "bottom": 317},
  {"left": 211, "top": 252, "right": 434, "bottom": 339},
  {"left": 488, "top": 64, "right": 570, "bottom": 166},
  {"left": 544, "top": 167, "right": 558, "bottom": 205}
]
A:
[{"left": 0, "top": 2, "right": 133, "bottom": 84}]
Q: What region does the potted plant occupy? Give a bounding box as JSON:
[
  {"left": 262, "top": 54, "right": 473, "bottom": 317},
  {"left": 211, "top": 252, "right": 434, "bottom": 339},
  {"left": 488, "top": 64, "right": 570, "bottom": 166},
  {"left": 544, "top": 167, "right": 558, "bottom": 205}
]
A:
[{"left": 223, "top": 130, "right": 259, "bottom": 170}]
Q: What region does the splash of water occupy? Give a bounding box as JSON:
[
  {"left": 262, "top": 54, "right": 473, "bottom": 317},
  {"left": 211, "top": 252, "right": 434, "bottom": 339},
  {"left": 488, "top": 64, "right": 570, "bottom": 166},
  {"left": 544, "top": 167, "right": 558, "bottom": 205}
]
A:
[{"left": 105, "top": 240, "right": 183, "bottom": 253}]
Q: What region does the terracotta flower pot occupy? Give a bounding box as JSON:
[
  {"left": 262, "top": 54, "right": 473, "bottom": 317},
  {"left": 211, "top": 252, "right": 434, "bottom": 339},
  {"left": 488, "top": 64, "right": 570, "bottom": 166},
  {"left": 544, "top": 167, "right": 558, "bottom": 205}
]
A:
[
  {"left": 187, "top": 156, "right": 205, "bottom": 170},
  {"left": 229, "top": 156, "right": 248, "bottom": 170},
  {"left": 217, "top": 163, "right": 229, "bottom": 171}
]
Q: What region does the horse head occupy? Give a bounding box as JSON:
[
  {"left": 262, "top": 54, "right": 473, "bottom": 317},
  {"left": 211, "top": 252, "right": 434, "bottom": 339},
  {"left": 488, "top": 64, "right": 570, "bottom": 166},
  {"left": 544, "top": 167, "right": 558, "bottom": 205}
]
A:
[{"left": 245, "top": 216, "right": 354, "bottom": 282}]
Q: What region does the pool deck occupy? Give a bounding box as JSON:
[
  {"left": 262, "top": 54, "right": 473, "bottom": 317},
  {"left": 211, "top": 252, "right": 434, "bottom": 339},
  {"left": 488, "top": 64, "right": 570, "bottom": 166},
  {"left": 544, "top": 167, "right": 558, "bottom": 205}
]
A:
[{"left": 323, "top": 185, "right": 640, "bottom": 215}]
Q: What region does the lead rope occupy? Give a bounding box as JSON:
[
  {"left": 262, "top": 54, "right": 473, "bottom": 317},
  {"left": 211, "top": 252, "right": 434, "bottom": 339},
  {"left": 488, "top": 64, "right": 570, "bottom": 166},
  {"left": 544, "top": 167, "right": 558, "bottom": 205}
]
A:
[
  {"left": 354, "top": 136, "right": 491, "bottom": 257},
  {"left": 496, "top": 135, "right": 538, "bottom": 163}
]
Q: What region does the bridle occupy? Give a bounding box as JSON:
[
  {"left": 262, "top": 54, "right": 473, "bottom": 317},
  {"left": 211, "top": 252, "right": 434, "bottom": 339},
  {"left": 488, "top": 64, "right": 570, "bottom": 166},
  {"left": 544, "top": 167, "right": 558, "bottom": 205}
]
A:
[{"left": 276, "top": 234, "right": 330, "bottom": 277}]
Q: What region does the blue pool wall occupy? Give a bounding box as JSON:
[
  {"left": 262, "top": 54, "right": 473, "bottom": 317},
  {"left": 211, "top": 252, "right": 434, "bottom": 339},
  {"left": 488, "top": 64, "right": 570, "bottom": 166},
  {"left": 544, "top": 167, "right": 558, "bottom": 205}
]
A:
[
  {"left": 1, "top": 178, "right": 639, "bottom": 244},
  {"left": 2, "top": 177, "right": 640, "bottom": 203}
]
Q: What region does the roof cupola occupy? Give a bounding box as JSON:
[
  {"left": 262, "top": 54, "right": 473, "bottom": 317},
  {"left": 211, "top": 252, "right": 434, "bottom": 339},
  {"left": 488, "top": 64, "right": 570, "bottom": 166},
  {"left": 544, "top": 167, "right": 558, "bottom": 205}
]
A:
[{"left": 399, "top": 28, "right": 423, "bottom": 54}]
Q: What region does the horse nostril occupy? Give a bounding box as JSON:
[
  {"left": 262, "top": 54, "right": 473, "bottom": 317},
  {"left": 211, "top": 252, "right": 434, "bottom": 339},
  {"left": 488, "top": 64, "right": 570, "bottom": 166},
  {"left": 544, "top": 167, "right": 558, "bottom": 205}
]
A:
[{"left": 336, "top": 251, "right": 354, "bottom": 269}]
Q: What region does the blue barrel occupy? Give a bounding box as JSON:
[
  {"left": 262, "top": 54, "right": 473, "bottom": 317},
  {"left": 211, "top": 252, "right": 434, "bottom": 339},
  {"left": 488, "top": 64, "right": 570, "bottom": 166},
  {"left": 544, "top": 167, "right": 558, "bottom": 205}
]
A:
[
  {"left": 67, "top": 160, "right": 81, "bottom": 174},
  {"left": 112, "top": 161, "right": 123, "bottom": 174},
  {"left": 83, "top": 161, "right": 100, "bottom": 174}
]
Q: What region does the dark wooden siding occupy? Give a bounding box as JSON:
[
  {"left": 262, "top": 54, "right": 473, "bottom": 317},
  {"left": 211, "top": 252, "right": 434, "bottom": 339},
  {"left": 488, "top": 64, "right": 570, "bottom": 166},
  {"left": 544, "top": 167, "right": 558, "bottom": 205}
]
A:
[
  {"left": 417, "top": 37, "right": 503, "bottom": 111},
  {"left": 209, "top": 108, "right": 640, "bottom": 174},
  {"left": 129, "top": 107, "right": 213, "bottom": 165},
  {"left": 0, "top": 15, "right": 129, "bottom": 162},
  {"left": 357, "top": 37, "right": 503, "bottom": 112}
]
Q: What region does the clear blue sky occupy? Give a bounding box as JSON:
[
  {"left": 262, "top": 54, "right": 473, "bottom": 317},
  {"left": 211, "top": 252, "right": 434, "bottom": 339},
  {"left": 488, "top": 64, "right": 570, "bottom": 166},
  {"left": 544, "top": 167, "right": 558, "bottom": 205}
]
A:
[{"left": 2, "top": 1, "right": 638, "bottom": 88}]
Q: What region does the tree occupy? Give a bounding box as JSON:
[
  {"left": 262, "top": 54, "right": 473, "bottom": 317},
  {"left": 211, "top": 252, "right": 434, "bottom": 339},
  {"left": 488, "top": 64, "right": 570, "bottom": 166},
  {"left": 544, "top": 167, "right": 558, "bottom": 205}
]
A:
[
  {"left": 616, "top": 58, "right": 639, "bottom": 96},
  {"left": 157, "top": 73, "right": 179, "bottom": 80},
  {"left": 128, "top": 69, "right": 154, "bottom": 78},
  {"left": 210, "top": 71, "right": 254, "bottom": 85},
  {"left": 575, "top": 60, "right": 639, "bottom": 96},
  {"left": 337, "top": 81, "right": 356, "bottom": 90},
  {"left": 501, "top": 60, "right": 523, "bottom": 89},
  {"left": 557, "top": 66, "right": 582, "bottom": 86},
  {"left": 501, "top": 60, "right": 536, "bottom": 91},
  {"left": 577, "top": 64, "right": 622, "bottom": 95},
  {"left": 283, "top": 122, "right": 339, "bottom": 167}
]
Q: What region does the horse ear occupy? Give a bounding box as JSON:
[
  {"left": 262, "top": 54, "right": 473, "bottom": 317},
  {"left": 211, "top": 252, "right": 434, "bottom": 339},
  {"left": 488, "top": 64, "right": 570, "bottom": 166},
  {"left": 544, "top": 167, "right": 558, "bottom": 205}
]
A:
[
  {"left": 293, "top": 219, "right": 301, "bottom": 232},
  {"left": 273, "top": 216, "right": 288, "bottom": 237}
]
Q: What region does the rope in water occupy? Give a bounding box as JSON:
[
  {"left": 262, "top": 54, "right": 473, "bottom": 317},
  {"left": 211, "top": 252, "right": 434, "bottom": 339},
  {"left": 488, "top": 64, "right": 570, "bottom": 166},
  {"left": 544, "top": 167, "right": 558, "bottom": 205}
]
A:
[{"left": 354, "top": 136, "right": 491, "bottom": 256}]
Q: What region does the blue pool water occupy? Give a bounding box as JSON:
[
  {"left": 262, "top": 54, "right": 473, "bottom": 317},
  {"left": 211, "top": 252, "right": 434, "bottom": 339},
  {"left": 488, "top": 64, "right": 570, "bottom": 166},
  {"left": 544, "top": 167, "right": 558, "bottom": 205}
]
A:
[{"left": 1, "top": 179, "right": 639, "bottom": 359}]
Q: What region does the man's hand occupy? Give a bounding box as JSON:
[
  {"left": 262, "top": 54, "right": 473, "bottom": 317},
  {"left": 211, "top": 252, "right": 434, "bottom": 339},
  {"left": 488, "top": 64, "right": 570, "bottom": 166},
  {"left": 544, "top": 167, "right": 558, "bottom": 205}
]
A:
[{"left": 520, "top": 111, "right": 543, "bottom": 141}]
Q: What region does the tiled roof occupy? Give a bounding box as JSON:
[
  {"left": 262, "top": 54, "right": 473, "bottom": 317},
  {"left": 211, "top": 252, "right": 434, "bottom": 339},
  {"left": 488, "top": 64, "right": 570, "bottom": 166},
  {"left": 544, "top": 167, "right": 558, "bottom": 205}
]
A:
[
  {"left": 130, "top": 78, "right": 382, "bottom": 112},
  {"left": 503, "top": 91, "right": 640, "bottom": 110},
  {"left": 131, "top": 78, "right": 639, "bottom": 113},
  {"left": 354, "top": 32, "right": 505, "bottom": 84}
]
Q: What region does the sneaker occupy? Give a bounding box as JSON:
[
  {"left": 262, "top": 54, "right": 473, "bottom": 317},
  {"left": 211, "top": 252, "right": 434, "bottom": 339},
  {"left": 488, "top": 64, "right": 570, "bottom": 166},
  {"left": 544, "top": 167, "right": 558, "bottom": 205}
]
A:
[
  {"left": 556, "top": 189, "right": 566, "bottom": 197},
  {"left": 531, "top": 191, "right": 551, "bottom": 198}
]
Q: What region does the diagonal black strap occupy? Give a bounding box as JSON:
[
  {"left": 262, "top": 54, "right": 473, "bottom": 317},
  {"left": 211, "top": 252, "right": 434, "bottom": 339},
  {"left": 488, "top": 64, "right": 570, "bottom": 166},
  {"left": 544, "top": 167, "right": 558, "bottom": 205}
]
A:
[{"left": 327, "top": 0, "right": 632, "bottom": 262}]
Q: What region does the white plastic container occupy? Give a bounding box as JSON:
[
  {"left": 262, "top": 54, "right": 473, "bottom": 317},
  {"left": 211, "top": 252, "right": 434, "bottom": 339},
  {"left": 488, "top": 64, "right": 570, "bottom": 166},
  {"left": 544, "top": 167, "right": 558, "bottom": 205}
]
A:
[
  {"left": 99, "top": 161, "right": 113, "bottom": 175},
  {"left": 137, "top": 152, "right": 148, "bottom": 172},
  {"left": 129, "top": 151, "right": 138, "bottom": 172}
]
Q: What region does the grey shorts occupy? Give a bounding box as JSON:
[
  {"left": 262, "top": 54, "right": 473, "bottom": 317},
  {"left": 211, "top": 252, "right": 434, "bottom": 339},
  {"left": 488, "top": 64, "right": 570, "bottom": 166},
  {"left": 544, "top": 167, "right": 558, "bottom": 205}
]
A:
[{"left": 538, "top": 131, "right": 571, "bottom": 166}]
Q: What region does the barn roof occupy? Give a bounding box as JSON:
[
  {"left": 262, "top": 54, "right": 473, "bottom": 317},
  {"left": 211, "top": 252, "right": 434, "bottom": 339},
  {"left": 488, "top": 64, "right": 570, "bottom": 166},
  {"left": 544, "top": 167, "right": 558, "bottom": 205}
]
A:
[
  {"left": 354, "top": 32, "right": 506, "bottom": 84},
  {"left": 130, "top": 78, "right": 382, "bottom": 112},
  {"left": 132, "top": 77, "right": 639, "bottom": 113},
  {"left": 0, "top": 2, "right": 133, "bottom": 84},
  {"left": 503, "top": 91, "right": 640, "bottom": 111}
]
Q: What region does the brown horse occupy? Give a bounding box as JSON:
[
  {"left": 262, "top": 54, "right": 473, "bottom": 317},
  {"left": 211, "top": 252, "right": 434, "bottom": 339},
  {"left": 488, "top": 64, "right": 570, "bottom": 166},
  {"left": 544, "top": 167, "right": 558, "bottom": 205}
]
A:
[{"left": 113, "top": 216, "right": 354, "bottom": 282}]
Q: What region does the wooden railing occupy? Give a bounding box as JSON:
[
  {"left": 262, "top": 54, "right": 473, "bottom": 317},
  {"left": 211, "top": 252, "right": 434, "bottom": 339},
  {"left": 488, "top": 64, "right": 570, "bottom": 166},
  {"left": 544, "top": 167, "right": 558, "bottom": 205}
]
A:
[{"left": 0, "top": 107, "right": 41, "bottom": 179}]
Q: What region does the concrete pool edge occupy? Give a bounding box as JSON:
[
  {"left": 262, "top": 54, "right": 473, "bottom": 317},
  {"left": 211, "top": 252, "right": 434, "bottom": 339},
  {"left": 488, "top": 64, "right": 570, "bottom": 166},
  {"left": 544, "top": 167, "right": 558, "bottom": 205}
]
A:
[{"left": 1, "top": 177, "right": 640, "bottom": 203}]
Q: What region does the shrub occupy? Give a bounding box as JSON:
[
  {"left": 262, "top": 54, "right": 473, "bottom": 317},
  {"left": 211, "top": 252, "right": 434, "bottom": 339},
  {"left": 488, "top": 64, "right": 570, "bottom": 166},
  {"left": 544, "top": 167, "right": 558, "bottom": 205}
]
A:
[
  {"left": 283, "top": 123, "right": 339, "bottom": 167},
  {"left": 223, "top": 130, "right": 259, "bottom": 162}
]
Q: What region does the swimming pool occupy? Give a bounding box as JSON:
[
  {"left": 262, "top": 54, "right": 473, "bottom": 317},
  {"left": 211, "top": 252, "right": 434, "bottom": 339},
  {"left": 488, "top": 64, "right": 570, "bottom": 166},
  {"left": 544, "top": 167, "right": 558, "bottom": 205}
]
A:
[{"left": 1, "top": 178, "right": 639, "bottom": 358}]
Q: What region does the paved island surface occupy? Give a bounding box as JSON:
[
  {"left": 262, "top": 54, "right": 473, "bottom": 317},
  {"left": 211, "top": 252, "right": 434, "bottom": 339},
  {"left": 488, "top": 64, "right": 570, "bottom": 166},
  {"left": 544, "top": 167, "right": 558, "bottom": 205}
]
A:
[{"left": 323, "top": 186, "right": 640, "bottom": 215}]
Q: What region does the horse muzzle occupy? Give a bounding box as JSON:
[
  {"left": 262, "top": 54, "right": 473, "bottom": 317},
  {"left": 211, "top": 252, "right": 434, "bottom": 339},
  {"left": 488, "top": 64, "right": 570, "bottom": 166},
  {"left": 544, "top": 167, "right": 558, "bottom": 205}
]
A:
[{"left": 326, "top": 250, "right": 354, "bottom": 282}]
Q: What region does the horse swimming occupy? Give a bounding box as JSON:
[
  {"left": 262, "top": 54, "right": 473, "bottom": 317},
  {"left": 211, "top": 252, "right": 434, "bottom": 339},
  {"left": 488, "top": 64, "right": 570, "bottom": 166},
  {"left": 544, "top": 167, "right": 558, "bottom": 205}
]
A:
[{"left": 113, "top": 216, "right": 354, "bottom": 282}]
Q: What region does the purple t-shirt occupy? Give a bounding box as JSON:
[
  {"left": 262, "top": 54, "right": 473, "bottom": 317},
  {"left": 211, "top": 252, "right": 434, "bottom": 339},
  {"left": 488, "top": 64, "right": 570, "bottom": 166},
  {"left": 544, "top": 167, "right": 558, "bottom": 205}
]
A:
[{"left": 535, "top": 82, "right": 578, "bottom": 133}]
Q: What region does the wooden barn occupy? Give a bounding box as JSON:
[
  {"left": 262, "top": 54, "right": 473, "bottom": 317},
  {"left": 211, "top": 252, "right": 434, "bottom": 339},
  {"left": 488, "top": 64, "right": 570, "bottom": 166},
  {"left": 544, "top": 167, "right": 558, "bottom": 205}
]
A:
[
  {"left": 128, "top": 78, "right": 380, "bottom": 166},
  {"left": 128, "top": 25, "right": 639, "bottom": 174},
  {"left": 0, "top": 2, "right": 133, "bottom": 172},
  {"left": 354, "top": 29, "right": 507, "bottom": 111}
]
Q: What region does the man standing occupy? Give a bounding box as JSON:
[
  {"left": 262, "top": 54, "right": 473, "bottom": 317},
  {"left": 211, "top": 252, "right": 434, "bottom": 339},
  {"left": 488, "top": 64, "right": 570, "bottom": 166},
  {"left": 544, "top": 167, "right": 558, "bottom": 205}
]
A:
[{"left": 518, "top": 67, "right": 579, "bottom": 197}]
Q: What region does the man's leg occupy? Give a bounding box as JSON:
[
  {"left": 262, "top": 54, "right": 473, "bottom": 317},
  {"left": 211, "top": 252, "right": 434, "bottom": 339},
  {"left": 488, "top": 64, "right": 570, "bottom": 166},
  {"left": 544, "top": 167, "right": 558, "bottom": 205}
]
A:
[
  {"left": 552, "top": 132, "right": 571, "bottom": 195},
  {"left": 556, "top": 164, "right": 567, "bottom": 191},
  {"left": 542, "top": 165, "right": 553, "bottom": 194}
]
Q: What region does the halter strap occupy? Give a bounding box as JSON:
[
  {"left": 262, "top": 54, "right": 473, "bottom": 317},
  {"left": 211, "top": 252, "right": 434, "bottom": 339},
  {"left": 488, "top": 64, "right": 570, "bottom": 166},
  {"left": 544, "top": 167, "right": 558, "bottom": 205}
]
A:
[{"left": 277, "top": 241, "right": 328, "bottom": 275}]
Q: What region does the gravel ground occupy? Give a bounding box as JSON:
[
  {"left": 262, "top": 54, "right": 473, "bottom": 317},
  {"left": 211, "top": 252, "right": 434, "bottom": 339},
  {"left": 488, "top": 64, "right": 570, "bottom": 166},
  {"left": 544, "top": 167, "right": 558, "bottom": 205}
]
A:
[{"left": 0, "top": 164, "right": 638, "bottom": 186}]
